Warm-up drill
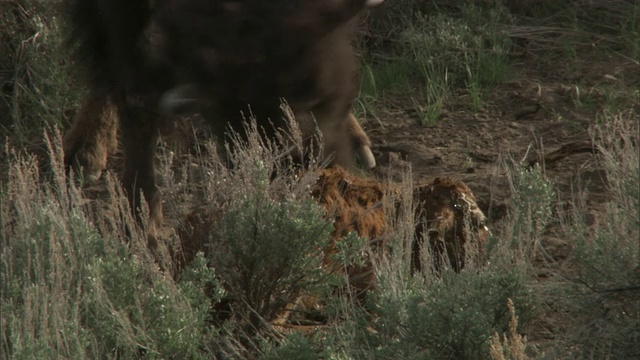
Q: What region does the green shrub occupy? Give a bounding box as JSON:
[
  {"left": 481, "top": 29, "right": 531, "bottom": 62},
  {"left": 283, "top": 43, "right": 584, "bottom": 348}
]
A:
[
  {"left": 360, "top": 1, "right": 514, "bottom": 119},
  {"left": 557, "top": 110, "right": 640, "bottom": 358},
  {"left": 328, "top": 267, "right": 534, "bottom": 360},
  {"left": 1, "top": 132, "right": 217, "bottom": 359},
  {"left": 259, "top": 332, "right": 322, "bottom": 360},
  {"left": 504, "top": 160, "right": 555, "bottom": 262},
  {"left": 0, "top": 0, "right": 81, "bottom": 150},
  {"left": 214, "top": 188, "right": 338, "bottom": 325}
]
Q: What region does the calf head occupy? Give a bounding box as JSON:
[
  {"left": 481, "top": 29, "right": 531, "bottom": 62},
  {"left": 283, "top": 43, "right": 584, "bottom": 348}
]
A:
[{"left": 413, "top": 177, "right": 490, "bottom": 273}]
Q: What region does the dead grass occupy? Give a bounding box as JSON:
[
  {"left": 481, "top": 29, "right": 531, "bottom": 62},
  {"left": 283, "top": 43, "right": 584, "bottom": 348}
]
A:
[{"left": 489, "top": 298, "right": 529, "bottom": 360}]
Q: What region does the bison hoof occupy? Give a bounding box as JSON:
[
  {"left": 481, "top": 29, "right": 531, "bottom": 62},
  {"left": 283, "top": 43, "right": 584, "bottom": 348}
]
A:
[
  {"left": 81, "top": 167, "right": 104, "bottom": 183},
  {"left": 63, "top": 141, "right": 109, "bottom": 184},
  {"left": 366, "top": 0, "right": 385, "bottom": 7},
  {"left": 66, "top": 155, "right": 105, "bottom": 183},
  {"left": 358, "top": 145, "right": 376, "bottom": 169},
  {"left": 159, "top": 84, "right": 199, "bottom": 115}
]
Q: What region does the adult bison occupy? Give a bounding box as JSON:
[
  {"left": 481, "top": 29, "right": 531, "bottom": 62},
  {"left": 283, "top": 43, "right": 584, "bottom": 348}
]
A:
[{"left": 63, "top": 0, "right": 381, "bottom": 241}]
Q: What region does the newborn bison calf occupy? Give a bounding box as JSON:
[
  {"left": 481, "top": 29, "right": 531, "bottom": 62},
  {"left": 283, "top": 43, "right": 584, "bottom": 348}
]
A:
[{"left": 63, "top": 0, "right": 380, "bottom": 241}]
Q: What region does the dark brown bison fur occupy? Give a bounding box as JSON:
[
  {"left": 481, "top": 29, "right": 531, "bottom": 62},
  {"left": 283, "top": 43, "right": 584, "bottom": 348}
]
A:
[
  {"left": 156, "top": 0, "right": 375, "bottom": 168},
  {"left": 66, "top": 0, "right": 168, "bottom": 93},
  {"left": 63, "top": 104, "right": 372, "bottom": 185},
  {"left": 63, "top": 0, "right": 377, "bottom": 245},
  {"left": 65, "top": 0, "right": 171, "bottom": 244},
  {"left": 63, "top": 90, "right": 118, "bottom": 183},
  {"left": 412, "top": 177, "right": 490, "bottom": 274}
]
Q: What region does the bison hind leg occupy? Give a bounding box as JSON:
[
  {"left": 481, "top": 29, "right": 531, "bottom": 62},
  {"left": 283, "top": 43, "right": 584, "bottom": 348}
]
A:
[{"left": 63, "top": 90, "right": 118, "bottom": 183}]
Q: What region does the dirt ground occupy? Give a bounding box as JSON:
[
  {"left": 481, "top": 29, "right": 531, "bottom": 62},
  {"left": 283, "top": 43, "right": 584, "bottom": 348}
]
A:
[{"left": 368, "top": 51, "right": 637, "bottom": 227}]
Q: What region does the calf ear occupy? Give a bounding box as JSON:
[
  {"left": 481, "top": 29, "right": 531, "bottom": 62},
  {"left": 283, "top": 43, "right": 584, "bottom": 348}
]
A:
[{"left": 159, "top": 84, "right": 200, "bottom": 115}]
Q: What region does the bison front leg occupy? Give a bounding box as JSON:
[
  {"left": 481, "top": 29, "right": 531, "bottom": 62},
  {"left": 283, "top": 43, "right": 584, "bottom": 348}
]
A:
[
  {"left": 115, "top": 93, "right": 163, "bottom": 249},
  {"left": 63, "top": 89, "right": 118, "bottom": 183}
]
